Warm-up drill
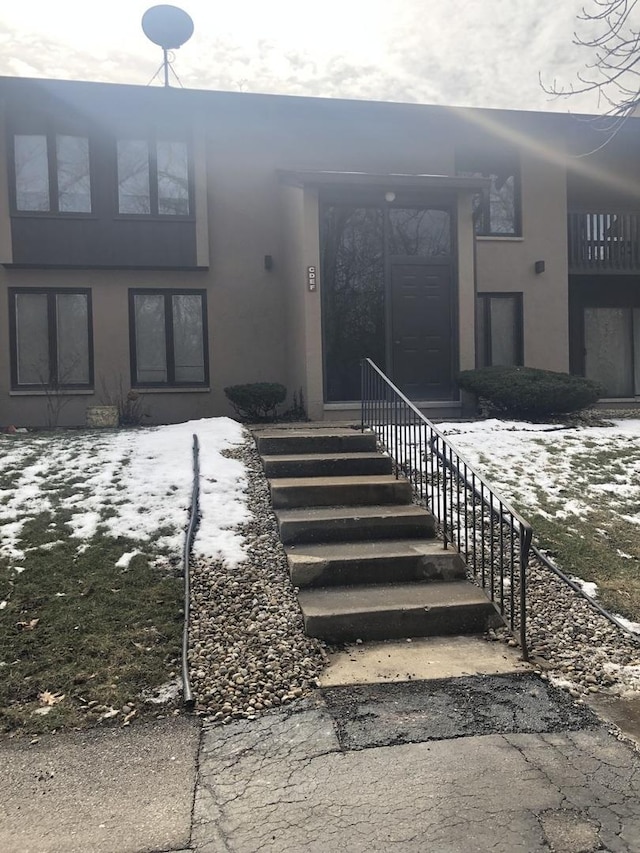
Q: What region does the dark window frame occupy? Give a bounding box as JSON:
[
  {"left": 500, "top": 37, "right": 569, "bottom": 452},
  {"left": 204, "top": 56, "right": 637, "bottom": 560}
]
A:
[
  {"left": 8, "top": 286, "right": 94, "bottom": 390},
  {"left": 9, "top": 130, "right": 94, "bottom": 217},
  {"left": 116, "top": 138, "right": 194, "bottom": 220},
  {"left": 456, "top": 152, "right": 522, "bottom": 238},
  {"left": 128, "top": 288, "right": 209, "bottom": 388},
  {"left": 477, "top": 292, "right": 524, "bottom": 367}
]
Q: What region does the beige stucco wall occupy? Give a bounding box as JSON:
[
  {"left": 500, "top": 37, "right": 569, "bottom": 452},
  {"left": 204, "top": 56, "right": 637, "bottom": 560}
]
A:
[
  {"left": 0, "top": 268, "right": 215, "bottom": 427},
  {"left": 475, "top": 151, "right": 569, "bottom": 372},
  {"left": 0, "top": 82, "right": 599, "bottom": 427}
]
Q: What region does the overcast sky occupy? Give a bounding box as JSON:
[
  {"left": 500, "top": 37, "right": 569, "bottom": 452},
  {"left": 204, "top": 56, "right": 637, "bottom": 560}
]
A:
[{"left": 0, "top": 1, "right": 622, "bottom": 113}]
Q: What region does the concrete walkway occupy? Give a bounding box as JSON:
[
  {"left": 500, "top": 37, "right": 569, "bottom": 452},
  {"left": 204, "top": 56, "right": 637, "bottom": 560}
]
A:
[{"left": 2, "top": 674, "right": 640, "bottom": 853}]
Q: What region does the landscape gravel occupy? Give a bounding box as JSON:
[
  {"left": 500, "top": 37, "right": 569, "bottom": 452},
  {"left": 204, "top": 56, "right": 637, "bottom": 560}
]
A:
[
  {"left": 512, "top": 552, "right": 640, "bottom": 699},
  {"left": 188, "top": 433, "right": 328, "bottom": 723},
  {"left": 188, "top": 424, "right": 640, "bottom": 723}
]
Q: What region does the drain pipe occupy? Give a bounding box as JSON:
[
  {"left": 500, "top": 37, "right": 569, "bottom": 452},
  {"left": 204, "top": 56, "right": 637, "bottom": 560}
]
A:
[
  {"left": 181, "top": 433, "right": 200, "bottom": 709},
  {"left": 531, "top": 544, "right": 640, "bottom": 645}
]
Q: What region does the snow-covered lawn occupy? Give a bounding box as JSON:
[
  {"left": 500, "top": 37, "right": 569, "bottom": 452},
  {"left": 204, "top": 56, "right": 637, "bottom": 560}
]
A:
[
  {"left": 0, "top": 417, "right": 248, "bottom": 575},
  {"left": 437, "top": 418, "right": 640, "bottom": 627},
  {"left": 0, "top": 417, "right": 249, "bottom": 733}
]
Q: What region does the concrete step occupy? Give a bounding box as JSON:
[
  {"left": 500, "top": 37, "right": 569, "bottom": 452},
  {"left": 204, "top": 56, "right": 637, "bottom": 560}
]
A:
[
  {"left": 276, "top": 504, "right": 436, "bottom": 545},
  {"left": 298, "top": 581, "right": 502, "bottom": 642},
  {"left": 270, "top": 474, "right": 412, "bottom": 510},
  {"left": 262, "top": 452, "right": 393, "bottom": 479},
  {"left": 256, "top": 428, "right": 377, "bottom": 456},
  {"left": 286, "top": 539, "right": 466, "bottom": 587}
]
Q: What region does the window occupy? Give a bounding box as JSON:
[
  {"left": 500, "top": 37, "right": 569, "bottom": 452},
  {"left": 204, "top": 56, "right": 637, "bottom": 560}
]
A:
[
  {"left": 13, "top": 134, "right": 91, "bottom": 213},
  {"left": 9, "top": 288, "right": 92, "bottom": 388},
  {"left": 117, "top": 140, "right": 190, "bottom": 216},
  {"left": 477, "top": 293, "right": 523, "bottom": 367},
  {"left": 457, "top": 152, "right": 520, "bottom": 236},
  {"left": 129, "top": 290, "right": 208, "bottom": 386}
]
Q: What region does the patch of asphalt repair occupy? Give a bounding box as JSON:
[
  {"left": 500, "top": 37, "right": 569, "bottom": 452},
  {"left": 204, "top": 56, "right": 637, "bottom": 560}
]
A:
[
  {"left": 192, "top": 683, "right": 640, "bottom": 853},
  {"left": 321, "top": 673, "right": 600, "bottom": 751}
]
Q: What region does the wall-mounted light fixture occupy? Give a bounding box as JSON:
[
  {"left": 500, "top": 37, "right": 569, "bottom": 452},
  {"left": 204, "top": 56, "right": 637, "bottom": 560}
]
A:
[
  {"left": 264, "top": 254, "right": 274, "bottom": 271},
  {"left": 384, "top": 191, "right": 396, "bottom": 203},
  {"left": 534, "top": 260, "right": 546, "bottom": 275}
]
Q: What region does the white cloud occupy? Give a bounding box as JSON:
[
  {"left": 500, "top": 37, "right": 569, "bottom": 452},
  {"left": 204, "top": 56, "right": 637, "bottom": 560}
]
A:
[{"left": 0, "top": 1, "right": 613, "bottom": 112}]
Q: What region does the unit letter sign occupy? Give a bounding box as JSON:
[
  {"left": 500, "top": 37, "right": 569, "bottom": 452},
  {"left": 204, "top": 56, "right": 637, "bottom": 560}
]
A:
[{"left": 307, "top": 266, "right": 317, "bottom": 291}]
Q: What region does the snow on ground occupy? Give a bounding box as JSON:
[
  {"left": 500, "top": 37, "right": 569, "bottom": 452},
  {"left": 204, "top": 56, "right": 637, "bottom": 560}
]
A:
[
  {"left": 434, "top": 417, "right": 640, "bottom": 633},
  {"left": 0, "top": 418, "right": 248, "bottom": 570},
  {"left": 437, "top": 418, "right": 640, "bottom": 525}
]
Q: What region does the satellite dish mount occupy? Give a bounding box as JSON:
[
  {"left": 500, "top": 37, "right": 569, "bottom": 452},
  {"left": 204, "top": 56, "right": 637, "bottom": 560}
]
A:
[{"left": 142, "top": 5, "right": 194, "bottom": 87}]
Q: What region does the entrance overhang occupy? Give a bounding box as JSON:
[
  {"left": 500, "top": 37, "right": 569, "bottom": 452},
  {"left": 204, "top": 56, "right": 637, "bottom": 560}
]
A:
[
  {"left": 278, "top": 171, "right": 487, "bottom": 420},
  {"left": 278, "top": 169, "right": 490, "bottom": 196}
]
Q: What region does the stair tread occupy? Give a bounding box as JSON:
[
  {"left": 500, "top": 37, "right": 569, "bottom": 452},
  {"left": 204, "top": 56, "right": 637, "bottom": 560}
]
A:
[
  {"left": 276, "top": 504, "right": 431, "bottom": 521},
  {"left": 286, "top": 539, "right": 452, "bottom": 560},
  {"left": 298, "top": 580, "right": 491, "bottom": 615},
  {"left": 262, "top": 452, "right": 386, "bottom": 463},
  {"left": 271, "top": 474, "right": 405, "bottom": 488},
  {"left": 258, "top": 428, "right": 370, "bottom": 439}
]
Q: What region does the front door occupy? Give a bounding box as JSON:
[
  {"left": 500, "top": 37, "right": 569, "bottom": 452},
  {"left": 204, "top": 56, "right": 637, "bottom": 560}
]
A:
[
  {"left": 321, "top": 202, "right": 455, "bottom": 401},
  {"left": 391, "top": 261, "right": 452, "bottom": 399}
]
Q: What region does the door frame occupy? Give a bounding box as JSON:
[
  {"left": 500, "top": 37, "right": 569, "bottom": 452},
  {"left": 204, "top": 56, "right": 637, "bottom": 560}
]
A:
[{"left": 320, "top": 196, "right": 460, "bottom": 402}]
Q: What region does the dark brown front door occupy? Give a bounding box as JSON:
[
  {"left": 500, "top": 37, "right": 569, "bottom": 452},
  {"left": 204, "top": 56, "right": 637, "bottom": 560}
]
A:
[{"left": 391, "top": 261, "right": 453, "bottom": 399}]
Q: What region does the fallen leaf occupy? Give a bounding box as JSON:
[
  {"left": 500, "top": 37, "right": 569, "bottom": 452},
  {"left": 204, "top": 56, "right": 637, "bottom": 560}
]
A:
[
  {"left": 38, "top": 690, "right": 65, "bottom": 706},
  {"left": 16, "top": 618, "right": 39, "bottom": 631}
]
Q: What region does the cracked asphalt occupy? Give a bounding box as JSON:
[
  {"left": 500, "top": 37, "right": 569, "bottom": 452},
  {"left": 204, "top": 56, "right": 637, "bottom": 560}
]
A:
[
  {"left": 3, "top": 674, "right": 640, "bottom": 852},
  {"left": 192, "top": 676, "right": 640, "bottom": 853}
]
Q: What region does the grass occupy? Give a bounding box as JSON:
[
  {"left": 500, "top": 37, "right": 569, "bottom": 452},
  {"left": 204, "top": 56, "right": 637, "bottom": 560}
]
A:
[
  {"left": 458, "top": 427, "right": 640, "bottom": 625},
  {"left": 0, "top": 433, "right": 184, "bottom": 735}
]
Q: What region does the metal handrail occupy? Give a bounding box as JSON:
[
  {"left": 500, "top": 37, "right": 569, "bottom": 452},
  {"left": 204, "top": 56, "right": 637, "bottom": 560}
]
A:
[{"left": 361, "top": 358, "right": 532, "bottom": 659}]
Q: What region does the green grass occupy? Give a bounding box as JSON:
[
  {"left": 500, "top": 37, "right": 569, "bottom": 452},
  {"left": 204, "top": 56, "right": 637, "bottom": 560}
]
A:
[
  {"left": 474, "top": 433, "right": 640, "bottom": 625},
  {"left": 0, "top": 434, "right": 183, "bottom": 735}
]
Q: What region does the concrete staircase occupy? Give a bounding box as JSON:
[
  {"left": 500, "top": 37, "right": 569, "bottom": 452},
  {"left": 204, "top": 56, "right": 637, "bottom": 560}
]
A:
[{"left": 256, "top": 427, "right": 501, "bottom": 643}]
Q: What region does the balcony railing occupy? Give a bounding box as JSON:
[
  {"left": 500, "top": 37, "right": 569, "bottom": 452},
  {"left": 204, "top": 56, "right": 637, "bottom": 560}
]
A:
[{"left": 568, "top": 211, "right": 640, "bottom": 273}]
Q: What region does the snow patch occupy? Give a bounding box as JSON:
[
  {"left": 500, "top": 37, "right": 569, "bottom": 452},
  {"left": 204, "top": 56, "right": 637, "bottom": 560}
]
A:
[{"left": 115, "top": 550, "right": 141, "bottom": 570}]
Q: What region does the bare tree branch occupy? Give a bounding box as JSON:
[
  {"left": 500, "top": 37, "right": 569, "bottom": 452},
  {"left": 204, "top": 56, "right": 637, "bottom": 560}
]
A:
[{"left": 542, "top": 0, "right": 640, "bottom": 131}]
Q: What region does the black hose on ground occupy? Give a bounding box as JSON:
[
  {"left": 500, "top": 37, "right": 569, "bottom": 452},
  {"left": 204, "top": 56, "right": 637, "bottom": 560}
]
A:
[{"left": 181, "top": 433, "right": 200, "bottom": 709}]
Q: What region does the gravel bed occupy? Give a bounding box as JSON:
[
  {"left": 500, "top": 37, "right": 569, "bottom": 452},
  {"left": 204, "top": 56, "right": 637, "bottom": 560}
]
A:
[
  {"left": 488, "top": 553, "right": 640, "bottom": 699},
  {"left": 188, "top": 427, "right": 640, "bottom": 722},
  {"left": 188, "top": 433, "right": 328, "bottom": 723}
]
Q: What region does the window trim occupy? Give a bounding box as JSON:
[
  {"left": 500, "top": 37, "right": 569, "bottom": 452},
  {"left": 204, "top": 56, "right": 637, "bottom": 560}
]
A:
[
  {"left": 477, "top": 292, "right": 524, "bottom": 368},
  {"left": 456, "top": 153, "right": 522, "bottom": 238},
  {"left": 8, "top": 287, "right": 94, "bottom": 390},
  {"left": 9, "top": 131, "right": 93, "bottom": 217},
  {"left": 116, "top": 138, "right": 194, "bottom": 219},
  {"left": 128, "top": 288, "right": 209, "bottom": 388}
]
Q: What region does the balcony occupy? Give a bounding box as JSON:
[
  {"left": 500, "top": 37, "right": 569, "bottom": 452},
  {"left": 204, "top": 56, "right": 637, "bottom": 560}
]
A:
[{"left": 568, "top": 211, "right": 640, "bottom": 274}]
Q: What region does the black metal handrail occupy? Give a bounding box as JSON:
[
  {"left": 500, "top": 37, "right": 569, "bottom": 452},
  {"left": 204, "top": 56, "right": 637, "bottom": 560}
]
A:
[{"left": 361, "top": 358, "right": 533, "bottom": 659}]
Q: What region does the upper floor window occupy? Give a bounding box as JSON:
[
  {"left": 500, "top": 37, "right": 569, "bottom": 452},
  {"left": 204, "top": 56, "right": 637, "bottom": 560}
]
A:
[
  {"left": 14, "top": 134, "right": 92, "bottom": 213},
  {"left": 457, "top": 152, "right": 520, "bottom": 237},
  {"left": 117, "top": 140, "right": 190, "bottom": 216},
  {"left": 9, "top": 288, "right": 93, "bottom": 389}
]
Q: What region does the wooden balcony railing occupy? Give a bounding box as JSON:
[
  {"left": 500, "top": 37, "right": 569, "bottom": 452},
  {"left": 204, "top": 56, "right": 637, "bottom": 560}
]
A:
[{"left": 568, "top": 211, "right": 640, "bottom": 273}]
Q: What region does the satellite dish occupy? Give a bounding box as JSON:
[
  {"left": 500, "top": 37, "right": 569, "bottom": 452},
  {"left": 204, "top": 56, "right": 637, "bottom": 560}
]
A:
[
  {"left": 142, "top": 5, "right": 194, "bottom": 86},
  {"left": 142, "top": 5, "right": 194, "bottom": 50}
]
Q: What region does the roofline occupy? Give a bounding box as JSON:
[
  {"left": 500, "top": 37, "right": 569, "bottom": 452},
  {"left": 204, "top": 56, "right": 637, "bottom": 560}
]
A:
[{"left": 0, "top": 72, "right": 636, "bottom": 129}]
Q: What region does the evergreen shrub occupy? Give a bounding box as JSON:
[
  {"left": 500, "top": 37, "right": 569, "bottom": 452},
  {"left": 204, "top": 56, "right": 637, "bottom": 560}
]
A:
[
  {"left": 457, "top": 366, "right": 602, "bottom": 417},
  {"left": 224, "top": 382, "right": 287, "bottom": 421}
]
